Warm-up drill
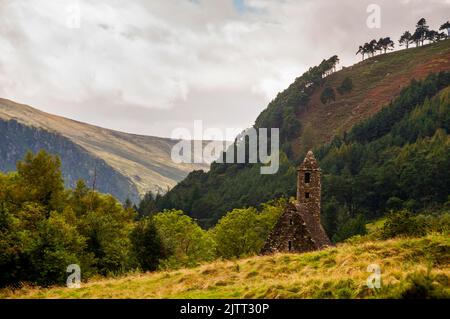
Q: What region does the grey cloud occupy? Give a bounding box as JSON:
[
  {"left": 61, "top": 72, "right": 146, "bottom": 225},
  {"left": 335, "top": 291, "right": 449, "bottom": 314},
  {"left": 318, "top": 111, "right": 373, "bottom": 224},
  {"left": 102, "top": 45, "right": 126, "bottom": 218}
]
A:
[{"left": 0, "top": 0, "right": 448, "bottom": 138}]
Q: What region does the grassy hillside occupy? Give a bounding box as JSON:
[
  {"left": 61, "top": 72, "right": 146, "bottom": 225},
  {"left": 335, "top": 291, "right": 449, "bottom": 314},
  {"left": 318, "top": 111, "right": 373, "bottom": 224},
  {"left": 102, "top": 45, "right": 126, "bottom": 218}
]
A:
[
  {"left": 2, "top": 234, "right": 448, "bottom": 299},
  {"left": 0, "top": 99, "right": 211, "bottom": 200}
]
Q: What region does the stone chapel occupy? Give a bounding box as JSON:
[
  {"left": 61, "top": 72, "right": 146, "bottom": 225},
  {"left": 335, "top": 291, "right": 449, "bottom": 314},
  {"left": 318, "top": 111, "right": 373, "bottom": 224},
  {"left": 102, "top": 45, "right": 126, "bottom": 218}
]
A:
[{"left": 261, "top": 150, "right": 332, "bottom": 254}]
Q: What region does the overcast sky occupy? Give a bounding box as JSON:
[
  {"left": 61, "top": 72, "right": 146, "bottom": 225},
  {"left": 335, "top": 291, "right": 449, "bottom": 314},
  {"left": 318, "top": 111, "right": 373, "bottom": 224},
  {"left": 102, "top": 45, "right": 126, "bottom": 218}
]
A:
[{"left": 0, "top": 0, "right": 449, "bottom": 139}]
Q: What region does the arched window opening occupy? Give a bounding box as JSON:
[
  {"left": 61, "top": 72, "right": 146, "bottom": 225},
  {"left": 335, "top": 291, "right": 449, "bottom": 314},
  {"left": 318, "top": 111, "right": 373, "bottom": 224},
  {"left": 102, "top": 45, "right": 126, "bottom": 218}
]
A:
[{"left": 304, "top": 172, "right": 311, "bottom": 183}]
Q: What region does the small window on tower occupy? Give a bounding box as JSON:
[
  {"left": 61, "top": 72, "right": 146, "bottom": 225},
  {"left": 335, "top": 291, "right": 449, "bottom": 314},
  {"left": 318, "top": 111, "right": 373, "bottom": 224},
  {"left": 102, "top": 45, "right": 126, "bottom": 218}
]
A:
[
  {"left": 288, "top": 241, "right": 292, "bottom": 251},
  {"left": 305, "top": 192, "right": 310, "bottom": 199},
  {"left": 290, "top": 218, "right": 293, "bottom": 225},
  {"left": 305, "top": 172, "right": 311, "bottom": 183}
]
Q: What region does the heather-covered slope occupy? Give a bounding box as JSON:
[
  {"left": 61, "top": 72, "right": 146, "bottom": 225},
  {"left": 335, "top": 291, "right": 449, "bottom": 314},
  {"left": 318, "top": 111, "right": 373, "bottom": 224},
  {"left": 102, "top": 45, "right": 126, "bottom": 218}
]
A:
[{"left": 258, "top": 39, "right": 450, "bottom": 157}]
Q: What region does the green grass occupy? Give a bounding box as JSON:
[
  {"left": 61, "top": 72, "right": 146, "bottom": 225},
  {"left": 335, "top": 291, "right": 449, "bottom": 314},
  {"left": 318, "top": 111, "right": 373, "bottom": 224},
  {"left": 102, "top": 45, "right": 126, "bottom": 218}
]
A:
[{"left": 2, "top": 234, "right": 449, "bottom": 299}]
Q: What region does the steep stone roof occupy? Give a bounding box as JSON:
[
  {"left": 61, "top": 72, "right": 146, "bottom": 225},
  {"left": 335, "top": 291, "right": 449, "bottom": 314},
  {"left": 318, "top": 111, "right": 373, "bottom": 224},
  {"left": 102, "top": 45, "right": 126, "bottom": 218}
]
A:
[{"left": 298, "top": 150, "right": 320, "bottom": 171}]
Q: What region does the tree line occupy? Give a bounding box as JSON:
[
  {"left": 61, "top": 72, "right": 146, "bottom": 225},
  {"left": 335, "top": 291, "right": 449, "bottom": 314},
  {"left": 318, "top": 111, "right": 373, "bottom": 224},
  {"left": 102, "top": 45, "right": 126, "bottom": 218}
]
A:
[{"left": 357, "top": 18, "right": 449, "bottom": 60}]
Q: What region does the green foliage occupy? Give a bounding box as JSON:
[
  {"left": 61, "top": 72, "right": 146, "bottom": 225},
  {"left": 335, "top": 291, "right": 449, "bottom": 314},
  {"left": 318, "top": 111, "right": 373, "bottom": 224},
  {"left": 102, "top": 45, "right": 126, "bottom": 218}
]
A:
[
  {"left": 130, "top": 217, "right": 166, "bottom": 271},
  {"left": 337, "top": 77, "right": 353, "bottom": 95},
  {"left": 149, "top": 152, "right": 295, "bottom": 228},
  {"left": 398, "top": 272, "right": 449, "bottom": 299},
  {"left": 27, "top": 211, "right": 88, "bottom": 286},
  {"left": 153, "top": 210, "right": 216, "bottom": 268},
  {"left": 212, "top": 199, "right": 284, "bottom": 259},
  {"left": 16, "top": 150, "right": 65, "bottom": 211},
  {"left": 317, "top": 72, "right": 450, "bottom": 235},
  {"left": 320, "top": 86, "right": 336, "bottom": 104},
  {"left": 381, "top": 210, "right": 426, "bottom": 239},
  {"left": 386, "top": 197, "right": 404, "bottom": 211},
  {"left": 76, "top": 193, "right": 135, "bottom": 275},
  {"left": 0, "top": 150, "right": 136, "bottom": 287},
  {"left": 332, "top": 214, "right": 367, "bottom": 242}
]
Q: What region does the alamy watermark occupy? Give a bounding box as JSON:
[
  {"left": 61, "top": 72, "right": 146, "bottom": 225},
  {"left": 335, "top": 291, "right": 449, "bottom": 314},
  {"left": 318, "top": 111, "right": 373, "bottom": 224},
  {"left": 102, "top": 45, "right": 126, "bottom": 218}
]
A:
[
  {"left": 366, "top": 4, "right": 381, "bottom": 29},
  {"left": 170, "top": 121, "right": 279, "bottom": 174},
  {"left": 366, "top": 263, "right": 381, "bottom": 289},
  {"left": 66, "top": 264, "right": 81, "bottom": 288},
  {"left": 66, "top": 1, "right": 81, "bottom": 29}
]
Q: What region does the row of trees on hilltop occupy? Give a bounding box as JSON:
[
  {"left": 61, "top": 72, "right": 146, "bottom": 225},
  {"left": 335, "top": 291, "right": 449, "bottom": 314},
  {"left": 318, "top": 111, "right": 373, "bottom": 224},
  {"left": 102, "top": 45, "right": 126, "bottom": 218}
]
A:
[
  {"left": 357, "top": 18, "right": 450, "bottom": 60},
  {"left": 399, "top": 18, "right": 449, "bottom": 49},
  {"left": 356, "top": 37, "right": 395, "bottom": 60}
]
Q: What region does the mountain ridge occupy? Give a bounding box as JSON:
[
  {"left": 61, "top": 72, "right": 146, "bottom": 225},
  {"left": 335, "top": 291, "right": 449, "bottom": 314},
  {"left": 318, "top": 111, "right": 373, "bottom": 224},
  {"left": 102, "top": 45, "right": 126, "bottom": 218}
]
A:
[{"left": 0, "top": 98, "right": 212, "bottom": 202}]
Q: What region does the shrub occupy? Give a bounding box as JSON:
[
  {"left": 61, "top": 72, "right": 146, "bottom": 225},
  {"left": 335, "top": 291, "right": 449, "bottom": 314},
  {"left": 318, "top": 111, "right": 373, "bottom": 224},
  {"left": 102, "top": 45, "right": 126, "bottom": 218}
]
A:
[
  {"left": 337, "top": 77, "right": 353, "bottom": 94},
  {"left": 130, "top": 217, "right": 166, "bottom": 271},
  {"left": 398, "top": 272, "right": 450, "bottom": 299},
  {"left": 332, "top": 214, "right": 367, "bottom": 242},
  {"left": 321, "top": 86, "right": 336, "bottom": 104},
  {"left": 213, "top": 200, "right": 284, "bottom": 259},
  {"left": 381, "top": 210, "right": 426, "bottom": 239},
  {"left": 153, "top": 210, "right": 216, "bottom": 268},
  {"left": 386, "top": 197, "right": 404, "bottom": 211}
]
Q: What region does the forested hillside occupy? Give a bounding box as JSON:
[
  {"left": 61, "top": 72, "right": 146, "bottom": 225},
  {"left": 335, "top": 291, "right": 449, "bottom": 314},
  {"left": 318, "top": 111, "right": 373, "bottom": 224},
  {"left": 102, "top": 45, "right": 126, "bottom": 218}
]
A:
[
  {"left": 142, "top": 67, "right": 450, "bottom": 237},
  {"left": 318, "top": 72, "right": 450, "bottom": 240}
]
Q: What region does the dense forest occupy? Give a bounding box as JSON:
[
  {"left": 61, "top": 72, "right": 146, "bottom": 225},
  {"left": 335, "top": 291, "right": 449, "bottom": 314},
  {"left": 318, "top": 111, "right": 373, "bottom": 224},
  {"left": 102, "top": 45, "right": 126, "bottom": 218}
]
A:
[
  {"left": 139, "top": 72, "right": 450, "bottom": 242},
  {"left": 0, "top": 151, "right": 287, "bottom": 287},
  {"left": 318, "top": 72, "right": 450, "bottom": 240}
]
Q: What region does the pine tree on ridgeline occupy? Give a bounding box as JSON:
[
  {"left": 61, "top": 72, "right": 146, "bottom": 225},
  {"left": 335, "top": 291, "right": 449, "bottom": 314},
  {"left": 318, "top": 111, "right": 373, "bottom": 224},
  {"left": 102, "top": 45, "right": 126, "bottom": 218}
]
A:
[
  {"left": 399, "top": 31, "right": 412, "bottom": 49},
  {"left": 356, "top": 45, "right": 365, "bottom": 61},
  {"left": 378, "top": 37, "right": 395, "bottom": 54},
  {"left": 439, "top": 21, "right": 450, "bottom": 37},
  {"left": 415, "top": 18, "right": 429, "bottom": 46}
]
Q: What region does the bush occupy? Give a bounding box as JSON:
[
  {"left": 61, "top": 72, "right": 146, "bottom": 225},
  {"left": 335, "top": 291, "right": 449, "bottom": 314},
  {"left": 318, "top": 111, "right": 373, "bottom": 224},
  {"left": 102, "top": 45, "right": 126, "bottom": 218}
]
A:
[
  {"left": 332, "top": 214, "right": 367, "bottom": 242},
  {"left": 398, "top": 272, "right": 450, "bottom": 299},
  {"left": 153, "top": 210, "right": 216, "bottom": 268},
  {"left": 386, "top": 197, "right": 404, "bottom": 211},
  {"left": 337, "top": 77, "right": 353, "bottom": 94},
  {"left": 321, "top": 86, "right": 336, "bottom": 104},
  {"left": 212, "top": 200, "right": 284, "bottom": 259},
  {"left": 130, "top": 217, "right": 166, "bottom": 271},
  {"left": 381, "top": 210, "right": 426, "bottom": 239}
]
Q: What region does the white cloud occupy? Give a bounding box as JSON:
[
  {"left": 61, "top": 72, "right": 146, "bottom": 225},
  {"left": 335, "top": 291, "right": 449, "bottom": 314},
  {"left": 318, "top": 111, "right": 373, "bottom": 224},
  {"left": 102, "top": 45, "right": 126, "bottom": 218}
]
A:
[{"left": 0, "top": 0, "right": 449, "bottom": 137}]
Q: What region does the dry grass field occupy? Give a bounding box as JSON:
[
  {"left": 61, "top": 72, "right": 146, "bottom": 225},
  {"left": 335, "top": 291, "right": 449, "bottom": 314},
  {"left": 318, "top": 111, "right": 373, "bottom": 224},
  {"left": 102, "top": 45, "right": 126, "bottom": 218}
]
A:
[{"left": 2, "top": 234, "right": 448, "bottom": 299}]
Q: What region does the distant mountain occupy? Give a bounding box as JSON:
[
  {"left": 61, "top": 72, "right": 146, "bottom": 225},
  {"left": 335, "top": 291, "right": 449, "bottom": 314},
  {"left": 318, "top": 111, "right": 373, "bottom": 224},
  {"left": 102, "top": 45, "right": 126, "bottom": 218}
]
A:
[{"left": 0, "top": 99, "right": 211, "bottom": 203}]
